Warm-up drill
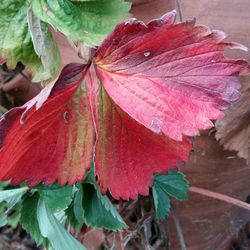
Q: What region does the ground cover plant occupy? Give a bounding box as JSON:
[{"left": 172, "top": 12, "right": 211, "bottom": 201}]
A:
[{"left": 0, "top": 1, "right": 249, "bottom": 249}]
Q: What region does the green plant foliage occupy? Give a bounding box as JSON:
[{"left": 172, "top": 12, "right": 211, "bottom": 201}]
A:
[
  {"left": 20, "top": 193, "right": 48, "bottom": 246},
  {"left": 80, "top": 183, "right": 126, "bottom": 230},
  {"left": 152, "top": 171, "right": 189, "bottom": 219},
  {"left": 7, "top": 203, "right": 22, "bottom": 228},
  {"left": 31, "top": 0, "right": 131, "bottom": 46},
  {"left": 36, "top": 183, "right": 74, "bottom": 213},
  {"left": 0, "top": 216, "right": 7, "bottom": 227},
  {"left": 0, "top": 0, "right": 60, "bottom": 81},
  {"left": 65, "top": 202, "right": 82, "bottom": 232},
  {"left": 37, "top": 198, "right": 86, "bottom": 250},
  {"left": 27, "top": 9, "right": 61, "bottom": 81},
  {"left": 152, "top": 184, "right": 171, "bottom": 220},
  {"left": 0, "top": 187, "right": 28, "bottom": 227},
  {"left": 73, "top": 184, "right": 85, "bottom": 226},
  {"left": 0, "top": 181, "right": 10, "bottom": 190},
  {"left": 0, "top": 187, "right": 28, "bottom": 206},
  {"left": 73, "top": 167, "right": 126, "bottom": 230}
]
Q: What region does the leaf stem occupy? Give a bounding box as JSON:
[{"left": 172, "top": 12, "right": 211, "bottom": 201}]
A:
[
  {"left": 189, "top": 186, "right": 250, "bottom": 211},
  {"left": 171, "top": 205, "right": 186, "bottom": 250},
  {"left": 175, "top": 0, "right": 183, "bottom": 22}
]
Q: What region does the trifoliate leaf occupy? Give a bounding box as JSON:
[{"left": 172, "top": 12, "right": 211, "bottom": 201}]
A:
[
  {"left": 20, "top": 193, "right": 47, "bottom": 246},
  {"left": 0, "top": 11, "right": 249, "bottom": 200},
  {"left": 81, "top": 183, "right": 126, "bottom": 230},
  {"left": 31, "top": 0, "right": 131, "bottom": 46},
  {"left": 154, "top": 171, "right": 189, "bottom": 201},
  {"left": 37, "top": 198, "right": 85, "bottom": 250},
  {"left": 37, "top": 183, "right": 73, "bottom": 213}
]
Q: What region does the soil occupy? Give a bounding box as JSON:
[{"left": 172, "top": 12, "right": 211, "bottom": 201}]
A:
[{"left": 0, "top": 226, "right": 41, "bottom": 250}]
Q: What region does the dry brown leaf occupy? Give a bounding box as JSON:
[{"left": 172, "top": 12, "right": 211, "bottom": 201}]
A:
[{"left": 215, "top": 76, "right": 250, "bottom": 165}]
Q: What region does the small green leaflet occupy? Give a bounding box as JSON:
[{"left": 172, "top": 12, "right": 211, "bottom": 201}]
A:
[
  {"left": 152, "top": 171, "right": 189, "bottom": 220},
  {"left": 31, "top": 0, "right": 131, "bottom": 46},
  {"left": 37, "top": 183, "right": 73, "bottom": 213},
  {"left": 37, "top": 198, "right": 86, "bottom": 250}
]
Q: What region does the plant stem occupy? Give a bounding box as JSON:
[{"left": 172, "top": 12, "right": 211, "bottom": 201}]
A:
[
  {"left": 175, "top": 0, "right": 183, "bottom": 22},
  {"left": 171, "top": 205, "right": 186, "bottom": 250},
  {"left": 189, "top": 186, "right": 250, "bottom": 211}
]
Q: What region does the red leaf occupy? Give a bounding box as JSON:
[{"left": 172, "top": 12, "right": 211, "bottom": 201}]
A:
[
  {"left": 94, "top": 11, "right": 250, "bottom": 141},
  {"left": 87, "top": 68, "right": 192, "bottom": 200},
  {"left": 0, "top": 63, "right": 94, "bottom": 186}
]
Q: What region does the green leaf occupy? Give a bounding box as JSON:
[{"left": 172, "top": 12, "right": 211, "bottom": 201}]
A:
[
  {"left": 65, "top": 202, "right": 82, "bottom": 232},
  {"left": 8, "top": 203, "right": 22, "bottom": 228},
  {"left": 73, "top": 184, "right": 85, "bottom": 226},
  {"left": 81, "top": 183, "right": 126, "bottom": 230},
  {"left": 37, "top": 198, "right": 85, "bottom": 250},
  {"left": 27, "top": 9, "right": 60, "bottom": 81},
  {"left": 83, "top": 163, "right": 97, "bottom": 186},
  {"left": 0, "top": 187, "right": 28, "bottom": 229},
  {"left": 0, "top": 181, "right": 10, "bottom": 190},
  {"left": 20, "top": 193, "right": 47, "bottom": 246},
  {"left": 0, "top": 213, "right": 7, "bottom": 227},
  {"left": 37, "top": 183, "right": 73, "bottom": 213},
  {"left": 0, "top": 1, "right": 41, "bottom": 70},
  {"left": 154, "top": 171, "right": 189, "bottom": 201},
  {"left": 152, "top": 171, "right": 189, "bottom": 220},
  {"left": 152, "top": 184, "right": 170, "bottom": 220},
  {"left": 0, "top": 1, "right": 60, "bottom": 81},
  {"left": 0, "top": 187, "right": 28, "bottom": 206},
  {"left": 31, "top": 0, "right": 131, "bottom": 46}
]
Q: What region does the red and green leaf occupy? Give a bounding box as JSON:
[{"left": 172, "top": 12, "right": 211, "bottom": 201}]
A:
[
  {"left": 94, "top": 11, "right": 250, "bottom": 141},
  {"left": 0, "top": 63, "right": 94, "bottom": 186},
  {"left": 87, "top": 69, "right": 192, "bottom": 200}
]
